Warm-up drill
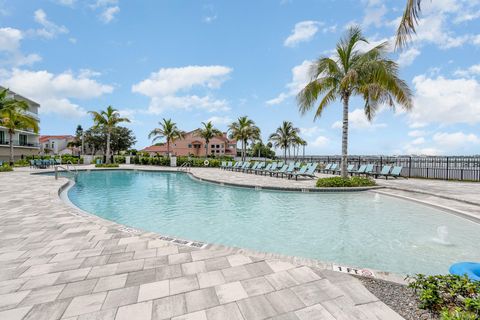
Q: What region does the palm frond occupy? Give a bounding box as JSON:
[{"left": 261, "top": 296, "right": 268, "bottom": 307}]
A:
[{"left": 395, "top": 0, "right": 423, "bottom": 50}]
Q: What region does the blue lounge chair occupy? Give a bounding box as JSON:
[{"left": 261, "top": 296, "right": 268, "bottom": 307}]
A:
[
  {"left": 243, "top": 162, "right": 257, "bottom": 173},
  {"left": 224, "top": 161, "right": 233, "bottom": 170},
  {"left": 230, "top": 161, "right": 242, "bottom": 171},
  {"left": 273, "top": 164, "right": 288, "bottom": 177},
  {"left": 386, "top": 166, "right": 404, "bottom": 179},
  {"left": 373, "top": 165, "right": 392, "bottom": 179},
  {"left": 364, "top": 164, "right": 375, "bottom": 176},
  {"left": 279, "top": 163, "right": 296, "bottom": 178},
  {"left": 291, "top": 163, "right": 319, "bottom": 180},
  {"left": 287, "top": 165, "right": 308, "bottom": 180},
  {"left": 352, "top": 164, "right": 366, "bottom": 175},
  {"left": 327, "top": 163, "right": 338, "bottom": 173},
  {"left": 252, "top": 162, "right": 265, "bottom": 174},
  {"left": 334, "top": 164, "right": 354, "bottom": 175},
  {"left": 263, "top": 162, "right": 278, "bottom": 175},
  {"left": 257, "top": 163, "right": 272, "bottom": 175},
  {"left": 220, "top": 161, "right": 227, "bottom": 169},
  {"left": 236, "top": 162, "right": 249, "bottom": 172},
  {"left": 322, "top": 163, "right": 332, "bottom": 172}
]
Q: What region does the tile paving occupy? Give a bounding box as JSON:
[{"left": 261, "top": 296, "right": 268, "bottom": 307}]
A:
[{"left": 0, "top": 169, "right": 414, "bottom": 319}]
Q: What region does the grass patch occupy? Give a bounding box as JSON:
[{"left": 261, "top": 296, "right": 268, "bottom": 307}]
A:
[
  {"left": 316, "top": 176, "right": 376, "bottom": 188},
  {"left": 95, "top": 163, "right": 120, "bottom": 168},
  {"left": 0, "top": 164, "right": 13, "bottom": 172}
]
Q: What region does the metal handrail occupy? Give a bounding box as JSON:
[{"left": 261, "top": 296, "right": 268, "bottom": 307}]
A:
[
  {"left": 177, "top": 162, "right": 191, "bottom": 172},
  {"left": 55, "top": 161, "right": 78, "bottom": 180}
]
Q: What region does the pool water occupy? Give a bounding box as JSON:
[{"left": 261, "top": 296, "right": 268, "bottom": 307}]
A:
[{"left": 67, "top": 170, "right": 480, "bottom": 275}]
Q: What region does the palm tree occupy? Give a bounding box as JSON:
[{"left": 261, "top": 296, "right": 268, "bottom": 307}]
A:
[
  {"left": 297, "top": 26, "right": 413, "bottom": 178},
  {"left": 148, "top": 118, "right": 184, "bottom": 158},
  {"left": 0, "top": 88, "right": 29, "bottom": 115},
  {"left": 228, "top": 116, "right": 260, "bottom": 161},
  {"left": 196, "top": 121, "right": 222, "bottom": 157},
  {"left": 89, "top": 106, "right": 130, "bottom": 164},
  {"left": 292, "top": 134, "right": 307, "bottom": 159},
  {"left": 269, "top": 121, "right": 300, "bottom": 161},
  {"left": 1, "top": 106, "right": 39, "bottom": 165},
  {"left": 396, "top": 0, "right": 422, "bottom": 49}
]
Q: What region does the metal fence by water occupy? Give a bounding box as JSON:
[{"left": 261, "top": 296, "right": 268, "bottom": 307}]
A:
[{"left": 284, "top": 156, "right": 480, "bottom": 181}]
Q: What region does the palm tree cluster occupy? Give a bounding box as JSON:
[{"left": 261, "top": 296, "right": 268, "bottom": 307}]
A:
[
  {"left": 89, "top": 106, "right": 130, "bottom": 164},
  {"left": 228, "top": 116, "right": 261, "bottom": 161},
  {"left": 268, "top": 121, "right": 306, "bottom": 160},
  {"left": 148, "top": 118, "right": 184, "bottom": 158},
  {"left": 0, "top": 88, "right": 39, "bottom": 165}
]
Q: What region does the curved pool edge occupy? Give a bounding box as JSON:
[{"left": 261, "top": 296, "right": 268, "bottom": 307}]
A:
[{"left": 54, "top": 170, "right": 409, "bottom": 285}]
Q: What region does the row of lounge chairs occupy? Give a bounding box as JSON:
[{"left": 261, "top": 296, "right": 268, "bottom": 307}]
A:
[
  {"left": 30, "top": 159, "right": 61, "bottom": 169},
  {"left": 220, "top": 161, "right": 319, "bottom": 180},
  {"left": 322, "top": 163, "right": 404, "bottom": 179}
]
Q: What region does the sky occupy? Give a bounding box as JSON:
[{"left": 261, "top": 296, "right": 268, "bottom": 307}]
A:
[{"left": 0, "top": 0, "right": 479, "bottom": 155}]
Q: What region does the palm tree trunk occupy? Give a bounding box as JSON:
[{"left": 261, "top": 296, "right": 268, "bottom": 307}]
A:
[
  {"left": 8, "top": 131, "right": 14, "bottom": 165},
  {"left": 167, "top": 141, "right": 170, "bottom": 159},
  {"left": 284, "top": 148, "right": 286, "bottom": 161},
  {"left": 205, "top": 139, "right": 209, "bottom": 158},
  {"left": 341, "top": 95, "right": 350, "bottom": 178},
  {"left": 106, "top": 131, "right": 111, "bottom": 164}
]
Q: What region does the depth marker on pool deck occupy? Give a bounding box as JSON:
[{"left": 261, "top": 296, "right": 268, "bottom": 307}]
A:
[{"left": 333, "top": 264, "right": 376, "bottom": 278}]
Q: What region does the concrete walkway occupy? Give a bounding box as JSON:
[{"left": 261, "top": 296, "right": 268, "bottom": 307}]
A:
[{"left": 0, "top": 169, "right": 403, "bottom": 320}]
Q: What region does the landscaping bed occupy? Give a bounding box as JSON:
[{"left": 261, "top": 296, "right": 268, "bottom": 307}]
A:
[{"left": 316, "top": 176, "right": 376, "bottom": 188}]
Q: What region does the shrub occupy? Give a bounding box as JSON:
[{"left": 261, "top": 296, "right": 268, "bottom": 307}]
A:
[
  {"left": 0, "top": 164, "right": 13, "bottom": 172},
  {"left": 408, "top": 274, "right": 480, "bottom": 319},
  {"left": 14, "top": 159, "right": 30, "bottom": 167},
  {"left": 114, "top": 155, "right": 126, "bottom": 164},
  {"left": 316, "top": 176, "right": 376, "bottom": 188},
  {"left": 95, "top": 163, "right": 119, "bottom": 168}
]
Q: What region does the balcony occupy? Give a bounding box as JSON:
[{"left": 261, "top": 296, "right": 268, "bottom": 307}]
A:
[{"left": 0, "top": 140, "right": 40, "bottom": 148}]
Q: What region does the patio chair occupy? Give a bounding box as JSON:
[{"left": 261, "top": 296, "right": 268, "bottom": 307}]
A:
[
  {"left": 326, "top": 163, "right": 338, "bottom": 173},
  {"left": 236, "top": 162, "right": 249, "bottom": 172},
  {"left": 55, "top": 158, "right": 61, "bottom": 165},
  {"left": 373, "top": 165, "right": 392, "bottom": 179},
  {"left": 322, "top": 163, "right": 332, "bottom": 173},
  {"left": 221, "top": 161, "right": 227, "bottom": 169},
  {"left": 224, "top": 161, "right": 233, "bottom": 170},
  {"left": 271, "top": 164, "right": 288, "bottom": 177},
  {"left": 278, "top": 163, "right": 296, "bottom": 178},
  {"left": 334, "top": 164, "right": 354, "bottom": 175},
  {"left": 385, "top": 166, "right": 404, "bottom": 179},
  {"left": 230, "top": 161, "right": 242, "bottom": 171},
  {"left": 287, "top": 165, "right": 308, "bottom": 180},
  {"left": 257, "top": 163, "right": 272, "bottom": 175},
  {"left": 241, "top": 162, "right": 253, "bottom": 173},
  {"left": 351, "top": 164, "right": 366, "bottom": 175},
  {"left": 364, "top": 164, "right": 375, "bottom": 176},
  {"left": 263, "top": 162, "right": 278, "bottom": 175},
  {"left": 252, "top": 162, "right": 265, "bottom": 174},
  {"left": 291, "top": 163, "right": 319, "bottom": 180},
  {"left": 246, "top": 162, "right": 259, "bottom": 173}
]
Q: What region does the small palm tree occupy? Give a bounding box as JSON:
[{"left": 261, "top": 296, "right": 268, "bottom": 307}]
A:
[
  {"left": 269, "top": 121, "right": 300, "bottom": 161},
  {"left": 148, "top": 118, "right": 184, "bottom": 158},
  {"left": 196, "top": 121, "right": 222, "bottom": 157},
  {"left": 297, "top": 26, "right": 412, "bottom": 178},
  {"left": 89, "top": 106, "right": 130, "bottom": 164},
  {"left": 396, "top": 0, "right": 422, "bottom": 49},
  {"left": 1, "top": 106, "right": 39, "bottom": 165},
  {"left": 228, "top": 116, "right": 260, "bottom": 161}
]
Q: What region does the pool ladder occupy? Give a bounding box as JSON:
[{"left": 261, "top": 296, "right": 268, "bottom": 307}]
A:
[
  {"left": 177, "top": 162, "right": 191, "bottom": 172},
  {"left": 55, "top": 160, "right": 79, "bottom": 181}
]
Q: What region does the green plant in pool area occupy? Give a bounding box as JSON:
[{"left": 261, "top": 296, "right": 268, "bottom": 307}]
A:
[
  {"left": 95, "top": 163, "right": 119, "bottom": 168},
  {"left": 14, "top": 159, "right": 30, "bottom": 167},
  {"left": 316, "top": 176, "right": 376, "bottom": 188},
  {"left": 0, "top": 164, "right": 13, "bottom": 172},
  {"left": 408, "top": 274, "right": 480, "bottom": 319}
]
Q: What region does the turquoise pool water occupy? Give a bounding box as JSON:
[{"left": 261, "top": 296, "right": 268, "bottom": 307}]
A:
[{"left": 67, "top": 170, "right": 480, "bottom": 275}]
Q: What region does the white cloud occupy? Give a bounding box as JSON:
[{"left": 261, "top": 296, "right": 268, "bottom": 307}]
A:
[
  {"left": 33, "top": 9, "right": 68, "bottom": 39},
  {"left": 404, "top": 145, "right": 441, "bottom": 156},
  {"left": 408, "top": 130, "right": 426, "bottom": 137},
  {"left": 432, "top": 132, "right": 480, "bottom": 149},
  {"left": 90, "top": 0, "right": 118, "bottom": 9},
  {"left": 474, "top": 35, "right": 480, "bottom": 46},
  {"left": 0, "top": 27, "right": 41, "bottom": 67},
  {"left": 310, "top": 135, "right": 329, "bottom": 147},
  {"left": 454, "top": 64, "right": 480, "bottom": 77},
  {"left": 362, "top": 1, "right": 387, "bottom": 28},
  {"left": 100, "top": 6, "right": 119, "bottom": 23},
  {"left": 267, "top": 60, "right": 312, "bottom": 105},
  {"left": 284, "top": 21, "right": 321, "bottom": 47},
  {"left": 132, "top": 65, "right": 232, "bottom": 115},
  {"left": 0, "top": 68, "right": 113, "bottom": 117},
  {"left": 331, "top": 108, "right": 387, "bottom": 130},
  {"left": 54, "top": 0, "right": 76, "bottom": 7},
  {"left": 397, "top": 47, "right": 421, "bottom": 66},
  {"left": 410, "top": 75, "right": 480, "bottom": 125},
  {"left": 300, "top": 126, "right": 323, "bottom": 137},
  {"left": 411, "top": 137, "right": 425, "bottom": 145},
  {"left": 206, "top": 116, "right": 232, "bottom": 126}
]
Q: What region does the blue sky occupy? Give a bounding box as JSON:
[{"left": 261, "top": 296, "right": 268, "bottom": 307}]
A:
[{"left": 1, "top": 0, "right": 479, "bottom": 155}]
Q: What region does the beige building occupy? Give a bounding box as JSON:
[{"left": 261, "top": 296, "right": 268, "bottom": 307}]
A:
[
  {"left": 142, "top": 129, "right": 237, "bottom": 157},
  {"left": 0, "top": 86, "right": 40, "bottom": 161},
  {"left": 40, "top": 135, "right": 77, "bottom": 155}
]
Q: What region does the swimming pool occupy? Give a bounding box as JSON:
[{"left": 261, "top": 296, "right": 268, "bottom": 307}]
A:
[{"left": 67, "top": 170, "right": 480, "bottom": 275}]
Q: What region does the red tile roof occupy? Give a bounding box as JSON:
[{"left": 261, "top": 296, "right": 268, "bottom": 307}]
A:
[
  {"left": 39, "top": 135, "right": 75, "bottom": 143},
  {"left": 142, "top": 145, "right": 167, "bottom": 152}
]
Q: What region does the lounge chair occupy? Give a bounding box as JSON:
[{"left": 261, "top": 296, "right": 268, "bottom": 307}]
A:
[
  {"left": 245, "top": 162, "right": 258, "bottom": 173},
  {"left": 322, "top": 163, "right": 332, "bottom": 173},
  {"left": 220, "top": 161, "right": 227, "bottom": 169},
  {"left": 263, "top": 162, "right": 278, "bottom": 175},
  {"left": 230, "top": 161, "right": 242, "bottom": 171},
  {"left": 334, "top": 164, "right": 354, "bottom": 175},
  {"left": 252, "top": 162, "right": 265, "bottom": 174},
  {"left": 236, "top": 162, "right": 249, "bottom": 172},
  {"left": 224, "top": 161, "right": 233, "bottom": 170},
  {"left": 326, "top": 163, "right": 338, "bottom": 173},
  {"left": 257, "top": 163, "right": 272, "bottom": 175},
  {"left": 241, "top": 162, "right": 252, "bottom": 173},
  {"left": 272, "top": 164, "right": 288, "bottom": 177},
  {"left": 278, "top": 163, "right": 296, "bottom": 178},
  {"left": 364, "top": 164, "right": 375, "bottom": 176},
  {"left": 373, "top": 165, "right": 392, "bottom": 179},
  {"left": 385, "top": 166, "right": 404, "bottom": 179},
  {"left": 290, "top": 163, "right": 319, "bottom": 180},
  {"left": 351, "top": 164, "right": 366, "bottom": 175},
  {"left": 287, "top": 165, "right": 308, "bottom": 180}
]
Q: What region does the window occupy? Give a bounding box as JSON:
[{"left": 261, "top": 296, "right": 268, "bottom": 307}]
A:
[
  {"left": 19, "top": 134, "right": 27, "bottom": 146},
  {"left": 188, "top": 144, "right": 192, "bottom": 148},
  {"left": 211, "top": 144, "right": 215, "bottom": 148},
  {"left": 216, "top": 144, "right": 220, "bottom": 148},
  {"left": 0, "top": 131, "right": 5, "bottom": 144}
]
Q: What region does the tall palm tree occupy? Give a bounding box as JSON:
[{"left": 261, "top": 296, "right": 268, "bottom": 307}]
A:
[
  {"left": 269, "top": 121, "right": 300, "bottom": 161},
  {"left": 292, "top": 134, "right": 307, "bottom": 159},
  {"left": 148, "top": 118, "right": 184, "bottom": 158},
  {"left": 196, "top": 121, "right": 223, "bottom": 157},
  {"left": 228, "top": 116, "right": 260, "bottom": 161},
  {"left": 396, "top": 0, "right": 422, "bottom": 49},
  {"left": 0, "top": 88, "right": 29, "bottom": 115},
  {"left": 297, "top": 26, "right": 413, "bottom": 178},
  {"left": 89, "top": 106, "right": 130, "bottom": 164},
  {"left": 1, "top": 106, "right": 39, "bottom": 165}
]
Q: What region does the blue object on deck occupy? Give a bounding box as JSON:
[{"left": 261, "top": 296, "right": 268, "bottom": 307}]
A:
[{"left": 449, "top": 262, "right": 480, "bottom": 281}]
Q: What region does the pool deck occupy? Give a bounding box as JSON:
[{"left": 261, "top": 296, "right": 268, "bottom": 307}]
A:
[{"left": 1, "top": 165, "right": 479, "bottom": 320}]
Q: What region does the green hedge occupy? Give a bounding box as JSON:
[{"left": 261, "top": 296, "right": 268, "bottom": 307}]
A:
[
  {"left": 131, "top": 156, "right": 222, "bottom": 167},
  {"left": 408, "top": 274, "right": 480, "bottom": 319},
  {"left": 316, "top": 176, "right": 376, "bottom": 188},
  {"left": 14, "top": 159, "right": 30, "bottom": 167},
  {"left": 0, "top": 164, "right": 13, "bottom": 172},
  {"left": 95, "top": 163, "right": 119, "bottom": 168}
]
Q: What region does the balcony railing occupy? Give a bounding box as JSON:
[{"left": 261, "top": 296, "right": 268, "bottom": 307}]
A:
[{"left": 0, "top": 140, "right": 40, "bottom": 148}]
